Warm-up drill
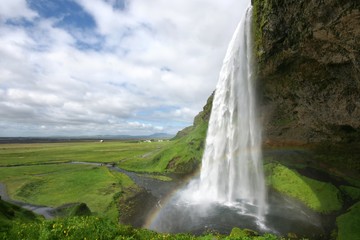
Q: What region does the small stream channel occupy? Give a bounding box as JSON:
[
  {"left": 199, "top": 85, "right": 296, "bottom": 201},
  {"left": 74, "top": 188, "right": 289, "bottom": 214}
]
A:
[{"left": 0, "top": 183, "right": 54, "bottom": 219}]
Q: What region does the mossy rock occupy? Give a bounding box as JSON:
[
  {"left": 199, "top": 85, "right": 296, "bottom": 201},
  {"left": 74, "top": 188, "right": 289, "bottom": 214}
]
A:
[{"left": 265, "top": 163, "right": 343, "bottom": 213}]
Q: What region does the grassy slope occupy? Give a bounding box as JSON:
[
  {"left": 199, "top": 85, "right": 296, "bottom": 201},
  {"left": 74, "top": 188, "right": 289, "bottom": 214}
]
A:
[
  {"left": 0, "top": 198, "right": 38, "bottom": 233},
  {"left": 265, "top": 163, "right": 343, "bottom": 213},
  {"left": 149, "top": 93, "right": 213, "bottom": 173},
  {"left": 118, "top": 94, "right": 213, "bottom": 174},
  {"left": 151, "top": 121, "right": 208, "bottom": 173},
  {"left": 0, "top": 164, "right": 134, "bottom": 219},
  {"left": 117, "top": 123, "right": 207, "bottom": 174}
]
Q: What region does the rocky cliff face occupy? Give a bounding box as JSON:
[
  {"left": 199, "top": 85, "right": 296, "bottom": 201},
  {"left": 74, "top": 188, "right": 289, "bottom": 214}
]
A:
[
  {"left": 253, "top": 0, "right": 360, "bottom": 143},
  {"left": 166, "top": 0, "right": 359, "bottom": 173}
]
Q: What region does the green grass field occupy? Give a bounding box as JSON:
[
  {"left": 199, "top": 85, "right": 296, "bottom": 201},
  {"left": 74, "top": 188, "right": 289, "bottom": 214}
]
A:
[
  {"left": 0, "top": 164, "right": 133, "bottom": 219},
  {"left": 0, "top": 140, "right": 173, "bottom": 221},
  {"left": 0, "top": 141, "right": 171, "bottom": 166}
]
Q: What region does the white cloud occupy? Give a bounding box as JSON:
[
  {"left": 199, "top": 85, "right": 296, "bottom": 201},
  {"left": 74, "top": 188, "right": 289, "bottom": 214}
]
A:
[
  {"left": 0, "top": 0, "right": 250, "bottom": 136},
  {"left": 0, "top": 0, "right": 37, "bottom": 21}
]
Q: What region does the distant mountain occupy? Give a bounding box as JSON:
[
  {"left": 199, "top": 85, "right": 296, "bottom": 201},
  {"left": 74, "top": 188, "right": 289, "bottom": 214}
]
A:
[
  {"left": 147, "top": 133, "right": 174, "bottom": 139},
  {"left": 0, "top": 133, "right": 174, "bottom": 144},
  {"left": 95, "top": 133, "right": 174, "bottom": 140}
]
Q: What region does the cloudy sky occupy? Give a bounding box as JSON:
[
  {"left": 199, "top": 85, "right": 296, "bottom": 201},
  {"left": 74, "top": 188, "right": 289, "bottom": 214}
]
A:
[{"left": 0, "top": 0, "right": 249, "bottom": 137}]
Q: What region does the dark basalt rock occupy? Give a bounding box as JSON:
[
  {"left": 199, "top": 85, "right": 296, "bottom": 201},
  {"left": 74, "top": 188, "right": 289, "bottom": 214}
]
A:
[{"left": 253, "top": 0, "right": 360, "bottom": 143}]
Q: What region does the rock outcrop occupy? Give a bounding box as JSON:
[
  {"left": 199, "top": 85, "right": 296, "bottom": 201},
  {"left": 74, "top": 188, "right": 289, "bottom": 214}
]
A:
[{"left": 253, "top": 0, "right": 360, "bottom": 143}]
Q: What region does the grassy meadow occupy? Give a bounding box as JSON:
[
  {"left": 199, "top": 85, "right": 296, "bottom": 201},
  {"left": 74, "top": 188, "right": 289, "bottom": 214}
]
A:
[
  {"left": 0, "top": 140, "right": 173, "bottom": 221},
  {"left": 0, "top": 140, "right": 171, "bottom": 166},
  {"left": 0, "top": 164, "right": 133, "bottom": 219}
]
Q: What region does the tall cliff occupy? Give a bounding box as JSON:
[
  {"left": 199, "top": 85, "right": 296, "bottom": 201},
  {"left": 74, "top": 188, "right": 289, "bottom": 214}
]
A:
[
  {"left": 253, "top": 0, "right": 360, "bottom": 143},
  {"left": 158, "top": 0, "right": 359, "bottom": 173}
]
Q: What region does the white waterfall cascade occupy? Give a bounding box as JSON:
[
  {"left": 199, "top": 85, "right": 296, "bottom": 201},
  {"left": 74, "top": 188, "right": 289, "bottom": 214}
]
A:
[{"left": 189, "top": 6, "right": 267, "bottom": 220}]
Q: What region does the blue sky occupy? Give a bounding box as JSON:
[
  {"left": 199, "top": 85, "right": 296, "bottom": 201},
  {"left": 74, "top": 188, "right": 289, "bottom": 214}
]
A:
[{"left": 0, "top": 0, "right": 249, "bottom": 137}]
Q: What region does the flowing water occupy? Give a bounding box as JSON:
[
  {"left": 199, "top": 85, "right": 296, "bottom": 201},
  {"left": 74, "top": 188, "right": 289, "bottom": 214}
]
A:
[
  {"left": 147, "top": 5, "right": 270, "bottom": 232},
  {"left": 188, "top": 6, "right": 266, "bottom": 220},
  {"left": 146, "top": 6, "right": 328, "bottom": 238}
]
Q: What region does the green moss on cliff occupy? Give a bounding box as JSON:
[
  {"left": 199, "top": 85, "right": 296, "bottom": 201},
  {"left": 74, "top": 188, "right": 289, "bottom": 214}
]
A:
[
  {"left": 265, "top": 163, "right": 343, "bottom": 213},
  {"left": 252, "top": 0, "right": 271, "bottom": 60}
]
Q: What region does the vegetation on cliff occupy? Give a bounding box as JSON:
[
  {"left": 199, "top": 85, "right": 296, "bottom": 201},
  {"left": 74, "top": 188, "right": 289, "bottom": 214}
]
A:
[{"left": 145, "top": 92, "right": 214, "bottom": 173}]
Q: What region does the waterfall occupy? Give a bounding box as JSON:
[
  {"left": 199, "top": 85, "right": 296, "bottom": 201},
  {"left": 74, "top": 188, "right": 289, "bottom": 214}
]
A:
[{"left": 194, "top": 6, "right": 267, "bottom": 219}]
